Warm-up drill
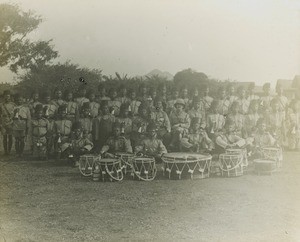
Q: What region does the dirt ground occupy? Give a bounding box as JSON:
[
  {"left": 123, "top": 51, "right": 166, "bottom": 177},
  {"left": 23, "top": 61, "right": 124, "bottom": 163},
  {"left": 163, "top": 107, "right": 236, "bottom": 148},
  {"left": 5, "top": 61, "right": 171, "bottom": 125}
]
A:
[{"left": 0, "top": 151, "right": 300, "bottom": 242}]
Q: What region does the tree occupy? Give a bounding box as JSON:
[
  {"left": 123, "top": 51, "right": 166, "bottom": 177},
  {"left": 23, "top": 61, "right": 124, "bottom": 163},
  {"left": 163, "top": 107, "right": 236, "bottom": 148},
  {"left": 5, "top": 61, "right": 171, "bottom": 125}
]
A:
[
  {"left": 0, "top": 3, "right": 58, "bottom": 73},
  {"left": 15, "top": 61, "right": 103, "bottom": 97},
  {"left": 173, "top": 68, "right": 209, "bottom": 89}
]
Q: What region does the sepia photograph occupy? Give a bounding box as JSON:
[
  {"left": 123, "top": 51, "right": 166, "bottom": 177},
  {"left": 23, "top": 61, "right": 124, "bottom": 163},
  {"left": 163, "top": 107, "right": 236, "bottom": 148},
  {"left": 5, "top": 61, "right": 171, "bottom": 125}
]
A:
[{"left": 0, "top": 0, "right": 300, "bottom": 241}]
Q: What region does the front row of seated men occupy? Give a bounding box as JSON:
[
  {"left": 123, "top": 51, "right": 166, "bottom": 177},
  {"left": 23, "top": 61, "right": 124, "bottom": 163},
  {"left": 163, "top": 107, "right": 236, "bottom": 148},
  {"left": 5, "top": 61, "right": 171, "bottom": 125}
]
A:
[{"left": 30, "top": 103, "right": 278, "bottom": 166}]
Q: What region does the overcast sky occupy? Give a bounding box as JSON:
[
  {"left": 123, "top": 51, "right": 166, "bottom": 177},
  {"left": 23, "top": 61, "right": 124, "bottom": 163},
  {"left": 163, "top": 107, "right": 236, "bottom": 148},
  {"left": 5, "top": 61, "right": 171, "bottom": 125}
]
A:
[{"left": 1, "top": 0, "right": 300, "bottom": 86}]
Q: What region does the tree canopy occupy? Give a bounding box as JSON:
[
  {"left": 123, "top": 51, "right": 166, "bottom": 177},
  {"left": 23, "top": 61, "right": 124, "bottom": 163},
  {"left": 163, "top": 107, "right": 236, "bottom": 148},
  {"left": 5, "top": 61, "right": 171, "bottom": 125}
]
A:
[{"left": 0, "top": 3, "right": 58, "bottom": 73}]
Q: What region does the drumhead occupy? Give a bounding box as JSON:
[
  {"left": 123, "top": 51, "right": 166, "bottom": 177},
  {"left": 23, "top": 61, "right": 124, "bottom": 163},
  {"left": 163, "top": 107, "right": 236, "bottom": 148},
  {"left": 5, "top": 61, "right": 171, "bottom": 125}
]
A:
[
  {"left": 98, "top": 158, "right": 120, "bottom": 164},
  {"left": 134, "top": 157, "right": 155, "bottom": 162},
  {"left": 162, "top": 152, "right": 211, "bottom": 162}
]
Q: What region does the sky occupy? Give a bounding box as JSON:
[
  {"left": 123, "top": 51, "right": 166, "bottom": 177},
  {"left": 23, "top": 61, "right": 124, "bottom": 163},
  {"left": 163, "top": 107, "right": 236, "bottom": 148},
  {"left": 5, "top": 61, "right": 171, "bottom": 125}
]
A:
[{"left": 1, "top": 0, "right": 300, "bottom": 86}]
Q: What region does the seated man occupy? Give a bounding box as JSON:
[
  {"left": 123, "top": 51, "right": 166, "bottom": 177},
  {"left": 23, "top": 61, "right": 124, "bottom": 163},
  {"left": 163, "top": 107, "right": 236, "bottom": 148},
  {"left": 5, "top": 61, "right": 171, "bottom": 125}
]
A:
[
  {"left": 135, "top": 122, "right": 167, "bottom": 162},
  {"left": 180, "top": 117, "right": 214, "bottom": 153},
  {"left": 250, "top": 118, "right": 277, "bottom": 159},
  {"left": 61, "top": 122, "right": 93, "bottom": 166},
  {"left": 215, "top": 119, "right": 246, "bottom": 154},
  {"left": 100, "top": 122, "right": 133, "bottom": 157}
]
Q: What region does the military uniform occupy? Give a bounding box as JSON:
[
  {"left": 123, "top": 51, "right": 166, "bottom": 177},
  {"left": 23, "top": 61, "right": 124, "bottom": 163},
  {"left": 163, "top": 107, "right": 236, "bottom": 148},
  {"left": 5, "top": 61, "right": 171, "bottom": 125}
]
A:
[
  {"left": 206, "top": 113, "right": 226, "bottom": 138},
  {"left": 54, "top": 119, "right": 72, "bottom": 153},
  {"left": 247, "top": 94, "right": 260, "bottom": 103},
  {"left": 12, "top": 105, "right": 31, "bottom": 137},
  {"left": 75, "top": 97, "right": 89, "bottom": 110},
  {"left": 287, "top": 112, "right": 300, "bottom": 150},
  {"left": 108, "top": 100, "right": 121, "bottom": 116},
  {"left": 129, "top": 100, "right": 141, "bottom": 116},
  {"left": 131, "top": 116, "right": 149, "bottom": 148},
  {"left": 216, "top": 99, "right": 230, "bottom": 116},
  {"left": 188, "top": 108, "right": 206, "bottom": 129},
  {"left": 180, "top": 131, "right": 214, "bottom": 152},
  {"left": 116, "top": 117, "right": 132, "bottom": 137},
  {"left": 150, "top": 110, "right": 171, "bottom": 137},
  {"left": 135, "top": 138, "right": 167, "bottom": 157},
  {"left": 31, "top": 117, "right": 49, "bottom": 158},
  {"left": 227, "top": 95, "right": 238, "bottom": 108},
  {"left": 28, "top": 100, "right": 42, "bottom": 116},
  {"left": 202, "top": 96, "right": 214, "bottom": 112},
  {"left": 268, "top": 111, "right": 285, "bottom": 145},
  {"left": 245, "top": 112, "right": 260, "bottom": 134},
  {"left": 169, "top": 110, "right": 191, "bottom": 134},
  {"left": 79, "top": 117, "right": 93, "bottom": 140},
  {"left": 215, "top": 132, "right": 246, "bottom": 154},
  {"left": 89, "top": 101, "right": 100, "bottom": 118},
  {"left": 227, "top": 113, "right": 247, "bottom": 138},
  {"left": 92, "top": 114, "right": 115, "bottom": 152},
  {"left": 237, "top": 98, "right": 250, "bottom": 115},
  {"left": 260, "top": 95, "right": 273, "bottom": 109},
  {"left": 50, "top": 99, "right": 66, "bottom": 109},
  {"left": 62, "top": 135, "right": 93, "bottom": 159},
  {"left": 66, "top": 101, "right": 79, "bottom": 123},
  {"left": 273, "top": 95, "right": 289, "bottom": 112},
  {"left": 116, "top": 96, "right": 131, "bottom": 105},
  {"left": 0, "top": 101, "right": 15, "bottom": 135},
  {"left": 43, "top": 103, "right": 57, "bottom": 155},
  {"left": 102, "top": 135, "right": 133, "bottom": 154}
]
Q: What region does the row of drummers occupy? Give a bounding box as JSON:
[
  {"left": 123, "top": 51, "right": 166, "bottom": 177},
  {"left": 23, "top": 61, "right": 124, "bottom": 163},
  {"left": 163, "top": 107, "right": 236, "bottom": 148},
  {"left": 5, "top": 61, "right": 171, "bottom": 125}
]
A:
[{"left": 77, "top": 116, "right": 283, "bottom": 181}]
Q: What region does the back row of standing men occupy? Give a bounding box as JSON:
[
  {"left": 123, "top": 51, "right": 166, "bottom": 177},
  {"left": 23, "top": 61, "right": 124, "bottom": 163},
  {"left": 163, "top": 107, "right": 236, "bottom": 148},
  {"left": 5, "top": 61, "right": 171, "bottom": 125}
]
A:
[{"left": 0, "top": 82, "right": 299, "bottom": 161}]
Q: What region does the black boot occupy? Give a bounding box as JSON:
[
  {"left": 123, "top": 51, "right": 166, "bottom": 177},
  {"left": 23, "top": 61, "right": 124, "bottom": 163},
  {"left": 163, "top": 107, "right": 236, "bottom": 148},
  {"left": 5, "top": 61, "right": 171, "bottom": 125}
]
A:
[
  {"left": 3, "top": 135, "right": 8, "bottom": 155},
  {"left": 15, "top": 138, "right": 20, "bottom": 156},
  {"left": 19, "top": 138, "right": 25, "bottom": 157},
  {"left": 7, "top": 135, "right": 13, "bottom": 155}
]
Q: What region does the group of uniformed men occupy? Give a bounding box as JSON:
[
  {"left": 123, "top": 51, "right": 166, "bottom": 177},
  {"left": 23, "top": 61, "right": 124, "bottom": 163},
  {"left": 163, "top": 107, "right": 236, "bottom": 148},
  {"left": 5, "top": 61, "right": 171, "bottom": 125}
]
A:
[{"left": 0, "top": 81, "right": 299, "bottom": 165}]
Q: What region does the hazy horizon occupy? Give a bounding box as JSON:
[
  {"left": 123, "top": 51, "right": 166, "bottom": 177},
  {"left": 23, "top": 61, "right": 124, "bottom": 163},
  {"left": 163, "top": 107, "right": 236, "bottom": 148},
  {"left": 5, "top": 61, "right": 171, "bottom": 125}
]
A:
[{"left": 1, "top": 0, "right": 300, "bottom": 86}]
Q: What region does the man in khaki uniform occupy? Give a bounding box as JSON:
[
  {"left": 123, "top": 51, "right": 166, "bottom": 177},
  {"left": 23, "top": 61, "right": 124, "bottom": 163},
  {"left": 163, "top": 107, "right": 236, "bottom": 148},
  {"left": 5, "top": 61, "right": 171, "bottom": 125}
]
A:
[
  {"left": 0, "top": 90, "right": 15, "bottom": 155},
  {"left": 31, "top": 104, "right": 49, "bottom": 159}
]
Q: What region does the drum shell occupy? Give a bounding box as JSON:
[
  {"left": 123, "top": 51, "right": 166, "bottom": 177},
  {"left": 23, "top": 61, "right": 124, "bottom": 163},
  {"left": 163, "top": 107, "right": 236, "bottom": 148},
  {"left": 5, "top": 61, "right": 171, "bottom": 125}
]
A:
[
  {"left": 132, "top": 158, "right": 156, "bottom": 180},
  {"left": 94, "top": 159, "right": 123, "bottom": 182},
  {"left": 219, "top": 154, "right": 244, "bottom": 177},
  {"left": 162, "top": 153, "right": 212, "bottom": 180}
]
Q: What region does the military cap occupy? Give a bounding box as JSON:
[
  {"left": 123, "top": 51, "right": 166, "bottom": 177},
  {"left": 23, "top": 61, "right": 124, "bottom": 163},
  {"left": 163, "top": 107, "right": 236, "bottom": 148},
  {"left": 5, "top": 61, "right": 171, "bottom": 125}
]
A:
[{"left": 174, "top": 99, "right": 185, "bottom": 107}]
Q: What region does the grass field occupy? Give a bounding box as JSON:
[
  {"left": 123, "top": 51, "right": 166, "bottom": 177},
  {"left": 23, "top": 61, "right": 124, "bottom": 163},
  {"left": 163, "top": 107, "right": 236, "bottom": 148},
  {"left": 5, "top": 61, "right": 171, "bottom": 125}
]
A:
[{"left": 1, "top": 151, "right": 300, "bottom": 242}]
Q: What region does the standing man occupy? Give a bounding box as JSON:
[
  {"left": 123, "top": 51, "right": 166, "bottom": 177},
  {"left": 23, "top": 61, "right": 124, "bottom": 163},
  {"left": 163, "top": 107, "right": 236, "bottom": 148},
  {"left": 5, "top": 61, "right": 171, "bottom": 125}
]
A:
[{"left": 0, "top": 90, "right": 15, "bottom": 155}]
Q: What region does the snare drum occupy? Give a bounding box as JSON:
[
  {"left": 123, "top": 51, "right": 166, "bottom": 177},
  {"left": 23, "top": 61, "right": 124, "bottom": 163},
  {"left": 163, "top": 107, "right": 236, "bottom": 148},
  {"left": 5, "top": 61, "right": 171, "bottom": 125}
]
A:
[
  {"left": 131, "top": 157, "right": 156, "bottom": 181},
  {"left": 94, "top": 158, "right": 124, "bottom": 182},
  {"left": 115, "top": 152, "right": 135, "bottom": 174},
  {"left": 262, "top": 147, "right": 283, "bottom": 168},
  {"left": 79, "top": 155, "right": 100, "bottom": 177},
  {"left": 225, "top": 148, "right": 248, "bottom": 167},
  {"left": 219, "top": 153, "right": 244, "bottom": 177},
  {"left": 253, "top": 159, "right": 277, "bottom": 175},
  {"left": 162, "top": 153, "right": 212, "bottom": 179}
]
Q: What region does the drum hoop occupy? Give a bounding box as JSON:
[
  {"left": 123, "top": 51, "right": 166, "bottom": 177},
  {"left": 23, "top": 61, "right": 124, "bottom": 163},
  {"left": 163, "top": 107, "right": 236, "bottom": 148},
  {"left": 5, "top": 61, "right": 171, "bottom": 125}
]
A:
[
  {"left": 97, "top": 158, "right": 121, "bottom": 165},
  {"left": 134, "top": 157, "right": 155, "bottom": 162},
  {"left": 162, "top": 153, "right": 211, "bottom": 163},
  {"left": 219, "top": 153, "right": 243, "bottom": 172}
]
